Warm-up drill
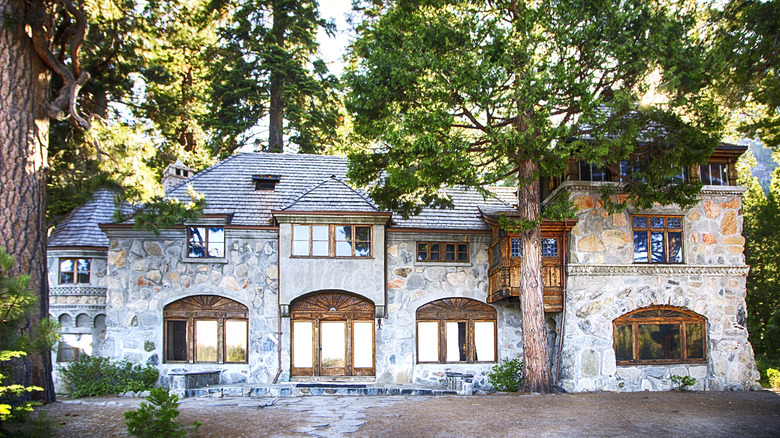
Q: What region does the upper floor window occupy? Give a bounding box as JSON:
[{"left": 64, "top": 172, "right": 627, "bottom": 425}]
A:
[
  {"left": 188, "top": 226, "right": 225, "bottom": 258},
  {"left": 510, "top": 238, "right": 522, "bottom": 257},
  {"left": 416, "top": 298, "right": 496, "bottom": 364},
  {"left": 59, "top": 258, "right": 90, "bottom": 284},
  {"left": 542, "top": 238, "right": 559, "bottom": 257},
  {"left": 579, "top": 162, "right": 609, "bottom": 182},
  {"left": 700, "top": 163, "right": 729, "bottom": 185},
  {"left": 292, "top": 224, "right": 372, "bottom": 258},
  {"left": 417, "top": 242, "right": 469, "bottom": 262},
  {"left": 632, "top": 216, "right": 683, "bottom": 264},
  {"left": 614, "top": 306, "right": 706, "bottom": 365}
]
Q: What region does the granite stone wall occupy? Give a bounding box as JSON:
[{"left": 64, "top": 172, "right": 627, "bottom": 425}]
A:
[
  {"left": 383, "top": 232, "right": 524, "bottom": 390},
  {"left": 559, "top": 184, "right": 758, "bottom": 392},
  {"left": 101, "top": 227, "right": 282, "bottom": 387}
]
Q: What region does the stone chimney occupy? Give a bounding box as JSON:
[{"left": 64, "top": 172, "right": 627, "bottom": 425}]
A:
[{"left": 162, "top": 159, "right": 195, "bottom": 192}]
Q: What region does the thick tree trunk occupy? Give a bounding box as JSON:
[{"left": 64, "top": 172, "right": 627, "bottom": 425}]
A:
[
  {"left": 0, "top": 0, "right": 56, "bottom": 403},
  {"left": 267, "top": 0, "right": 285, "bottom": 153},
  {"left": 518, "top": 158, "right": 552, "bottom": 393}
]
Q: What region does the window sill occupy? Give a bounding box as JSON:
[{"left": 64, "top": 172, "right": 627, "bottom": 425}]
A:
[
  {"left": 616, "top": 360, "right": 707, "bottom": 366},
  {"left": 290, "top": 255, "right": 374, "bottom": 260},
  {"left": 182, "top": 257, "right": 228, "bottom": 264},
  {"left": 414, "top": 261, "right": 472, "bottom": 267}
]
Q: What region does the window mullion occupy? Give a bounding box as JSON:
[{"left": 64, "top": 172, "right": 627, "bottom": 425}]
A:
[
  {"left": 217, "top": 318, "right": 225, "bottom": 364},
  {"left": 187, "top": 317, "right": 195, "bottom": 364}
]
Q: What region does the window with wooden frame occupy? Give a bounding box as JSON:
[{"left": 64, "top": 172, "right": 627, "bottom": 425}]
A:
[
  {"left": 578, "top": 161, "right": 609, "bottom": 182},
  {"left": 416, "top": 298, "right": 496, "bottom": 364},
  {"left": 614, "top": 306, "right": 706, "bottom": 365},
  {"left": 292, "top": 224, "right": 372, "bottom": 258},
  {"left": 187, "top": 226, "right": 225, "bottom": 258},
  {"left": 416, "top": 242, "right": 469, "bottom": 262},
  {"left": 59, "top": 258, "right": 91, "bottom": 284},
  {"left": 163, "top": 296, "right": 248, "bottom": 364},
  {"left": 700, "top": 163, "right": 729, "bottom": 185},
  {"left": 632, "top": 215, "right": 683, "bottom": 263}
]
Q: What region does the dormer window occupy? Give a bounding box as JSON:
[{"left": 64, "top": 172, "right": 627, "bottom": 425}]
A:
[{"left": 253, "top": 175, "right": 281, "bottom": 190}]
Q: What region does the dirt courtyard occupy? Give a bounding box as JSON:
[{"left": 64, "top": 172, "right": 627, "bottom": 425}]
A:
[{"left": 39, "top": 389, "right": 780, "bottom": 437}]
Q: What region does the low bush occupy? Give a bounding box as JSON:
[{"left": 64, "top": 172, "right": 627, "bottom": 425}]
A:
[
  {"left": 487, "top": 358, "right": 523, "bottom": 392},
  {"left": 756, "top": 358, "right": 780, "bottom": 389},
  {"left": 60, "top": 356, "right": 158, "bottom": 398},
  {"left": 670, "top": 374, "right": 696, "bottom": 390},
  {"left": 125, "top": 387, "right": 200, "bottom": 438}
]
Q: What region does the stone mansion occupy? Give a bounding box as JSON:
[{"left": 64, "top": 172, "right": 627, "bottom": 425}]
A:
[{"left": 47, "top": 147, "right": 759, "bottom": 393}]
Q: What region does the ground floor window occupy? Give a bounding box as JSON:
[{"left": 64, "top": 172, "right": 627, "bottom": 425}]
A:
[
  {"left": 614, "top": 306, "right": 706, "bottom": 365},
  {"left": 57, "top": 334, "right": 93, "bottom": 362},
  {"left": 163, "top": 295, "right": 248, "bottom": 364},
  {"left": 416, "top": 298, "right": 496, "bottom": 364},
  {"left": 290, "top": 291, "right": 375, "bottom": 377}
]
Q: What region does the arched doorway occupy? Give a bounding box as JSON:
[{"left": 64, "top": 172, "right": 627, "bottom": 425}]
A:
[{"left": 290, "top": 291, "right": 375, "bottom": 377}]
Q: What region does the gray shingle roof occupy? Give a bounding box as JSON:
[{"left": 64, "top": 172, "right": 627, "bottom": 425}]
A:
[
  {"left": 281, "top": 176, "right": 379, "bottom": 212},
  {"left": 166, "top": 153, "right": 512, "bottom": 230},
  {"left": 48, "top": 189, "right": 119, "bottom": 248}
]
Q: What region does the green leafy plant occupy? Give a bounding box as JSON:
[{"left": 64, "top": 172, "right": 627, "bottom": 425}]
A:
[
  {"left": 670, "top": 374, "right": 696, "bottom": 390},
  {"left": 124, "top": 387, "right": 200, "bottom": 438},
  {"left": 0, "top": 247, "right": 60, "bottom": 436},
  {"left": 487, "top": 358, "right": 524, "bottom": 392},
  {"left": 60, "top": 356, "right": 158, "bottom": 398}
]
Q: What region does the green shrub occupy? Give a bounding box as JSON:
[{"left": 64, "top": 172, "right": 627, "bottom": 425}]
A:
[
  {"left": 124, "top": 387, "right": 200, "bottom": 438},
  {"left": 670, "top": 374, "right": 696, "bottom": 390},
  {"left": 60, "top": 356, "right": 158, "bottom": 398},
  {"left": 487, "top": 358, "right": 523, "bottom": 392},
  {"left": 766, "top": 368, "right": 780, "bottom": 389}
]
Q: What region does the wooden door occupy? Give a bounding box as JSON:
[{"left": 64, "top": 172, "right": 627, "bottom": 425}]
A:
[{"left": 290, "top": 292, "right": 375, "bottom": 377}]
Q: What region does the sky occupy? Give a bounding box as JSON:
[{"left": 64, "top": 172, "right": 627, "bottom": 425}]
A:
[{"left": 317, "top": 0, "right": 355, "bottom": 76}]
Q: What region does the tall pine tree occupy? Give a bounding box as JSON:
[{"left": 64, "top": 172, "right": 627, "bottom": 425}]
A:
[
  {"left": 207, "top": 0, "right": 341, "bottom": 155},
  {"left": 346, "top": 0, "right": 723, "bottom": 392}
]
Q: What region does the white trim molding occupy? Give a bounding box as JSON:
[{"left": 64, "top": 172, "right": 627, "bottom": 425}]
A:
[{"left": 567, "top": 264, "right": 750, "bottom": 277}]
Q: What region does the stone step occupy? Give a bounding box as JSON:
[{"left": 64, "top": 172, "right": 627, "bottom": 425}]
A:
[{"left": 180, "top": 384, "right": 459, "bottom": 398}]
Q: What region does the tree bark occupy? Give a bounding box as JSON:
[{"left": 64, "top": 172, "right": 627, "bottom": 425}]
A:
[
  {"left": 518, "top": 158, "right": 552, "bottom": 393},
  {"left": 267, "top": 0, "right": 285, "bottom": 153},
  {"left": 0, "top": 0, "right": 56, "bottom": 402}
]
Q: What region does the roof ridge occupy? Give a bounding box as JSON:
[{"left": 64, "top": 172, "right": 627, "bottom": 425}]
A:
[
  {"left": 166, "top": 154, "right": 244, "bottom": 194},
  {"left": 281, "top": 175, "right": 378, "bottom": 211}
]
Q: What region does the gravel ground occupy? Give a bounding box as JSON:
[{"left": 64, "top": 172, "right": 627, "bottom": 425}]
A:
[{"left": 38, "top": 389, "right": 780, "bottom": 437}]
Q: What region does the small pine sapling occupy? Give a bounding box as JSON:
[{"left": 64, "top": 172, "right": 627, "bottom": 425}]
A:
[{"left": 124, "top": 387, "right": 200, "bottom": 438}]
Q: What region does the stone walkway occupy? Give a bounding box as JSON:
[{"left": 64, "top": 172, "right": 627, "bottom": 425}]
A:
[{"left": 178, "top": 395, "right": 423, "bottom": 437}]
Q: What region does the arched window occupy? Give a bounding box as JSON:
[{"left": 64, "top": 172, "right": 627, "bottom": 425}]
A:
[
  {"left": 163, "top": 296, "right": 248, "bottom": 364},
  {"left": 416, "top": 298, "right": 497, "bottom": 364},
  {"left": 613, "top": 306, "right": 706, "bottom": 365}
]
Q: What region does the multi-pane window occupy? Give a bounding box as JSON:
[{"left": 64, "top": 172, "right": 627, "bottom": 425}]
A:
[
  {"left": 292, "top": 225, "right": 329, "bottom": 256},
  {"left": 579, "top": 162, "right": 609, "bottom": 182},
  {"left": 542, "top": 238, "right": 559, "bottom": 257},
  {"left": 632, "top": 215, "right": 683, "bottom": 263},
  {"left": 416, "top": 298, "right": 496, "bottom": 364},
  {"left": 510, "top": 238, "right": 522, "bottom": 257},
  {"left": 700, "top": 163, "right": 729, "bottom": 185},
  {"left": 59, "top": 258, "right": 91, "bottom": 284},
  {"left": 292, "top": 224, "right": 372, "bottom": 258},
  {"left": 614, "top": 306, "right": 706, "bottom": 364},
  {"left": 164, "top": 295, "right": 248, "bottom": 364},
  {"left": 56, "top": 334, "right": 92, "bottom": 362},
  {"left": 417, "top": 242, "right": 468, "bottom": 262},
  {"left": 336, "top": 225, "right": 371, "bottom": 257},
  {"left": 188, "top": 226, "right": 225, "bottom": 258}
]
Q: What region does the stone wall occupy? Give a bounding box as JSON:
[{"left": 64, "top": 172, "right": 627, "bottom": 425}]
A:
[
  {"left": 559, "top": 183, "right": 758, "bottom": 392},
  {"left": 48, "top": 248, "right": 109, "bottom": 392},
  {"left": 101, "top": 227, "right": 281, "bottom": 387},
  {"left": 383, "top": 232, "right": 524, "bottom": 389}
]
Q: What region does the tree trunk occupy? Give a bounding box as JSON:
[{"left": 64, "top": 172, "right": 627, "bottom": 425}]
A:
[
  {"left": 0, "top": 0, "right": 56, "bottom": 403},
  {"left": 267, "top": 0, "right": 285, "bottom": 153},
  {"left": 518, "top": 158, "right": 552, "bottom": 393}
]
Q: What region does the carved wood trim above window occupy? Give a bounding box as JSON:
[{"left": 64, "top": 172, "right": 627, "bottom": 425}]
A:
[
  {"left": 416, "top": 298, "right": 496, "bottom": 321},
  {"left": 290, "top": 291, "right": 375, "bottom": 320}
]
